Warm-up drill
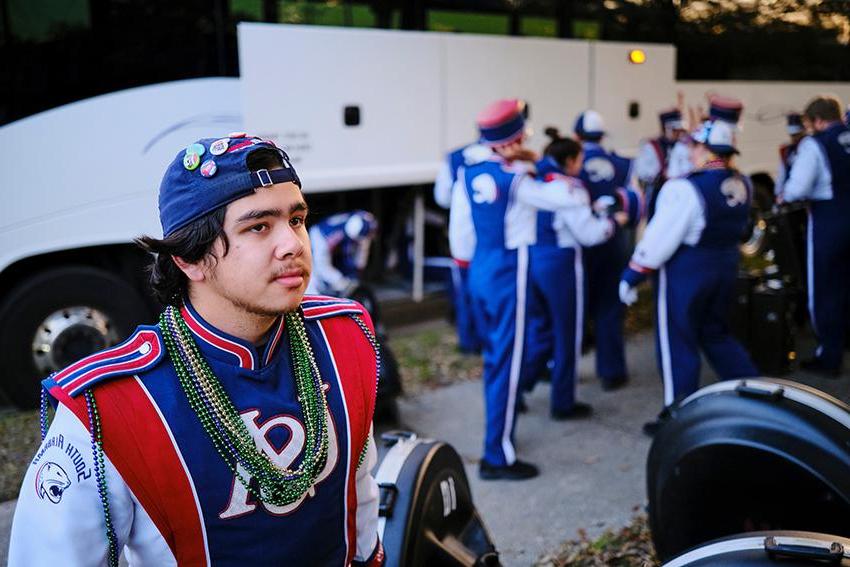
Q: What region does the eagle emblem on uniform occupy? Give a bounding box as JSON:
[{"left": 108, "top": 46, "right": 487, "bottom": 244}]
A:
[
  {"left": 584, "top": 157, "right": 615, "bottom": 183},
  {"left": 720, "top": 177, "right": 748, "bottom": 207},
  {"left": 36, "top": 462, "right": 71, "bottom": 504}
]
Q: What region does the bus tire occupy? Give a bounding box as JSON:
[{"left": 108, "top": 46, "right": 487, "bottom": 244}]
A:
[{"left": 0, "top": 266, "right": 153, "bottom": 409}]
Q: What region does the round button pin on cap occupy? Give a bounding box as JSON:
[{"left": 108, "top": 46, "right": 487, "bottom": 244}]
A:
[
  {"left": 210, "top": 138, "right": 230, "bottom": 155},
  {"left": 200, "top": 159, "right": 218, "bottom": 178},
  {"left": 183, "top": 152, "right": 200, "bottom": 171},
  {"left": 185, "top": 143, "right": 206, "bottom": 157}
]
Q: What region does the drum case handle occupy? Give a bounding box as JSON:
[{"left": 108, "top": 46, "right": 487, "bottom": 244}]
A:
[{"left": 764, "top": 536, "right": 845, "bottom": 565}]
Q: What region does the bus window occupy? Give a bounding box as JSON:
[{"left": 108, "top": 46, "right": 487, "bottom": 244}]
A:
[
  {"left": 520, "top": 16, "right": 557, "bottom": 38},
  {"left": 427, "top": 10, "right": 510, "bottom": 35},
  {"left": 6, "top": 0, "right": 91, "bottom": 43}
]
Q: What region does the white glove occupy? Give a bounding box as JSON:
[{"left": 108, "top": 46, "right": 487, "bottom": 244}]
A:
[
  {"left": 619, "top": 280, "right": 638, "bottom": 306},
  {"left": 593, "top": 195, "right": 617, "bottom": 214}
]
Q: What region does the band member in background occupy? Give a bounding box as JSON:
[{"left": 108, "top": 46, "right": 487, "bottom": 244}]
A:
[{"left": 621, "top": 100, "right": 758, "bottom": 436}]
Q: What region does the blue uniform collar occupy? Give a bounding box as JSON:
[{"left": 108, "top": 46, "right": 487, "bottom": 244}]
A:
[{"left": 180, "top": 300, "right": 286, "bottom": 371}]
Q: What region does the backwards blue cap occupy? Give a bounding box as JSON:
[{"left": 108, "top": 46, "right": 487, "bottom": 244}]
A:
[
  {"left": 158, "top": 135, "right": 301, "bottom": 237},
  {"left": 573, "top": 110, "right": 605, "bottom": 141}
]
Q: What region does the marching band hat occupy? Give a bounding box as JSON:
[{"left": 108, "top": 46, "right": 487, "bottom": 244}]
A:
[
  {"left": 708, "top": 95, "right": 743, "bottom": 124},
  {"left": 158, "top": 135, "right": 300, "bottom": 237},
  {"left": 477, "top": 99, "right": 527, "bottom": 147},
  {"left": 692, "top": 119, "right": 740, "bottom": 156},
  {"left": 344, "top": 211, "right": 378, "bottom": 240},
  {"left": 573, "top": 110, "right": 606, "bottom": 140},
  {"left": 786, "top": 112, "right": 804, "bottom": 135},
  {"left": 659, "top": 108, "right": 684, "bottom": 130}
]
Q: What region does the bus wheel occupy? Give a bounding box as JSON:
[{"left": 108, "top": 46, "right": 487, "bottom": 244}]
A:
[{"left": 0, "top": 266, "right": 152, "bottom": 409}]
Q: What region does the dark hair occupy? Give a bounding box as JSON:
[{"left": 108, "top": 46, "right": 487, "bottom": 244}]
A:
[
  {"left": 136, "top": 147, "right": 285, "bottom": 306},
  {"left": 543, "top": 127, "right": 583, "bottom": 169},
  {"left": 804, "top": 95, "right": 843, "bottom": 123}
]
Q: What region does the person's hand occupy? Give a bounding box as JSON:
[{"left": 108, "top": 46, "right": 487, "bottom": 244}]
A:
[
  {"left": 501, "top": 142, "right": 539, "bottom": 164},
  {"left": 619, "top": 280, "right": 638, "bottom": 306},
  {"left": 593, "top": 196, "right": 616, "bottom": 214},
  {"left": 613, "top": 211, "right": 630, "bottom": 226}
]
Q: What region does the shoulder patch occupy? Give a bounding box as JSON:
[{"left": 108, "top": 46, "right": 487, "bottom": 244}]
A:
[
  {"left": 301, "top": 295, "right": 365, "bottom": 320},
  {"left": 44, "top": 325, "right": 164, "bottom": 397}
]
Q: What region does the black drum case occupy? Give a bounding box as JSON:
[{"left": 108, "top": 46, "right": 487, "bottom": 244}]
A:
[
  {"left": 374, "top": 432, "right": 499, "bottom": 567},
  {"left": 647, "top": 379, "right": 850, "bottom": 562}
]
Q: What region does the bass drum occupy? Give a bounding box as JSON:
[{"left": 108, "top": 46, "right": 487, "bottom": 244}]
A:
[
  {"left": 662, "top": 532, "right": 850, "bottom": 566},
  {"left": 647, "top": 379, "right": 850, "bottom": 562},
  {"left": 374, "top": 432, "right": 500, "bottom": 567}
]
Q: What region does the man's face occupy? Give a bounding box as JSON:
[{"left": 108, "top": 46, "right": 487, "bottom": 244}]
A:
[{"left": 203, "top": 181, "right": 312, "bottom": 316}]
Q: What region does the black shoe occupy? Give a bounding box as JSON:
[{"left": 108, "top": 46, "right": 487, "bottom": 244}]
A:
[
  {"left": 643, "top": 408, "right": 672, "bottom": 437},
  {"left": 800, "top": 357, "right": 841, "bottom": 378},
  {"left": 551, "top": 402, "right": 593, "bottom": 421},
  {"left": 601, "top": 375, "right": 629, "bottom": 391},
  {"left": 478, "top": 459, "right": 539, "bottom": 481}
]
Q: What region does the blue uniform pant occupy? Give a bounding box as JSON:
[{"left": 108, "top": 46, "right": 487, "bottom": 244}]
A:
[
  {"left": 450, "top": 263, "right": 483, "bottom": 353},
  {"left": 584, "top": 230, "right": 628, "bottom": 384},
  {"left": 655, "top": 247, "right": 758, "bottom": 406},
  {"left": 469, "top": 246, "right": 528, "bottom": 466},
  {"left": 521, "top": 300, "right": 552, "bottom": 393},
  {"left": 807, "top": 204, "right": 850, "bottom": 369},
  {"left": 526, "top": 246, "right": 582, "bottom": 413}
]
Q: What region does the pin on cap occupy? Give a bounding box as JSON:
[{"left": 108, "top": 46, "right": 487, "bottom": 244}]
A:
[
  {"left": 186, "top": 143, "right": 206, "bottom": 157},
  {"left": 183, "top": 152, "right": 201, "bottom": 170},
  {"left": 200, "top": 159, "right": 217, "bottom": 178},
  {"left": 210, "top": 138, "right": 230, "bottom": 155}
]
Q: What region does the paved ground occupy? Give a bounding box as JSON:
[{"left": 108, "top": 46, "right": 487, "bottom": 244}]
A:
[{"left": 1, "top": 327, "right": 847, "bottom": 566}]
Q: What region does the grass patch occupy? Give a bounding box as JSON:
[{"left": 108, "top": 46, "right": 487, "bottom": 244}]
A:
[
  {"left": 536, "top": 513, "right": 659, "bottom": 567},
  {"left": 624, "top": 288, "right": 654, "bottom": 336},
  {"left": 389, "top": 323, "right": 483, "bottom": 395},
  {"left": 0, "top": 410, "right": 42, "bottom": 502}
]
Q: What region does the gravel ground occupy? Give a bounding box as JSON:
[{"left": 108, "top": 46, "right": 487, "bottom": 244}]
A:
[{"left": 0, "top": 410, "right": 40, "bottom": 502}]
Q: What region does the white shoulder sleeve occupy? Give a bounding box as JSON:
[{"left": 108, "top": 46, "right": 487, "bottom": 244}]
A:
[
  {"left": 630, "top": 179, "right": 702, "bottom": 269},
  {"left": 782, "top": 137, "right": 825, "bottom": 202},
  {"left": 354, "top": 429, "right": 379, "bottom": 561},
  {"left": 8, "top": 404, "right": 136, "bottom": 567},
  {"left": 515, "top": 175, "right": 575, "bottom": 211},
  {"left": 309, "top": 227, "right": 347, "bottom": 291},
  {"left": 433, "top": 161, "right": 454, "bottom": 209},
  {"left": 448, "top": 173, "right": 476, "bottom": 261},
  {"left": 666, "top": 142, "right": 693, "bottom": 179},
  {"left": 634, "top": 141, "right": 661, "bottom": 183},
  {"left": 553, "top": 181, "right": 615, "bottom": 247}
]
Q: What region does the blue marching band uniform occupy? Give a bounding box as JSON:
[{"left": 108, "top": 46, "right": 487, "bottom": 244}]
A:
[
  {"left": 449, "top": 99, "right": 619, "bottom": 477},
  {"left": 434, "top": 143, "right": 492, "bottom": 353},
  {"left": 621, "top": 103, "right": 759, "bottom": 427},
  {"left": 524, "top": 155, "right": 619, "bottom": 417},
  {"left": 775, "top": 112, "right": 805, "bottom": 198},
  {"left": 781, "top": 98, "right": 850, "bottom": 375},
  {"left": 634, "top": 108, "right": 688, "bottom": 220},
  {"left": 306, "top": 210, "right": 378, "bottom": 296},
  {"left": 574, "top": 111, "right": 636, "bottom": 390}
]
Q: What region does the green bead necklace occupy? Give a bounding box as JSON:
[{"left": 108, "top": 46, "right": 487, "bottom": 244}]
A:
[
  {"left": 160, "top": 305, "right": 330, "bottom": 507},
  {"left": 36, "top": 304, "right": 380, "bottom": 565}
]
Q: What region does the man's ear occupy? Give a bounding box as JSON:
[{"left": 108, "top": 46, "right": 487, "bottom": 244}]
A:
[{"left": 172, "top": 255, "right": 206, "bottom": 282}]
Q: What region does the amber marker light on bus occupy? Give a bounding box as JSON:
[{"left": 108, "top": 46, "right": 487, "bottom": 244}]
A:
[{"left": 628, "top": 49, "right": 647, "bottom": 64}]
